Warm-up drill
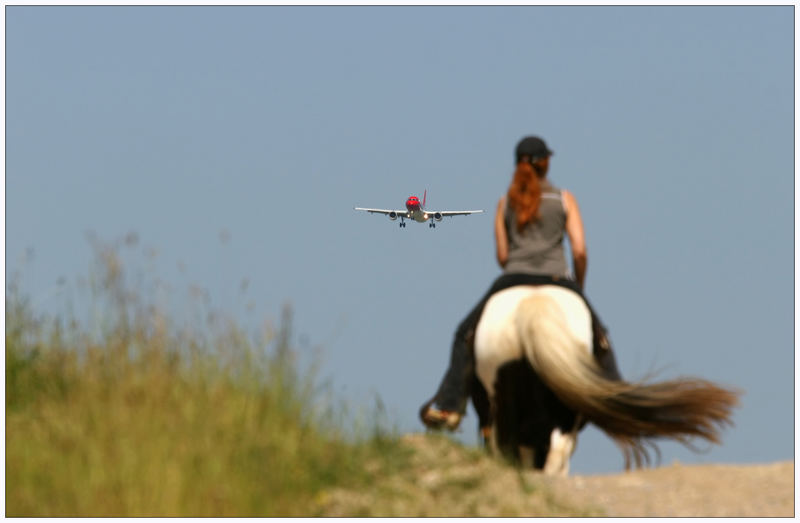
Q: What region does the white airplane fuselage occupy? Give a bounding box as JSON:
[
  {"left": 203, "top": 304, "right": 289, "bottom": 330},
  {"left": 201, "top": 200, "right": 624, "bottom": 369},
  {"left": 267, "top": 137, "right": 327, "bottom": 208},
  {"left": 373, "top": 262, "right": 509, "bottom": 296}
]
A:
[{"left": 405, "top": 196, "right": 430, "bottom": 222}]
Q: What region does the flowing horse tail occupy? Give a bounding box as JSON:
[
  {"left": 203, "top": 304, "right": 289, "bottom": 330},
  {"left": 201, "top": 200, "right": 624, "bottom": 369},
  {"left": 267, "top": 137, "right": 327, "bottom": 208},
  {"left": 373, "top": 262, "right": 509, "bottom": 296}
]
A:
[{"left": 516, "top": 292, "right": 742, "bottom": 469}]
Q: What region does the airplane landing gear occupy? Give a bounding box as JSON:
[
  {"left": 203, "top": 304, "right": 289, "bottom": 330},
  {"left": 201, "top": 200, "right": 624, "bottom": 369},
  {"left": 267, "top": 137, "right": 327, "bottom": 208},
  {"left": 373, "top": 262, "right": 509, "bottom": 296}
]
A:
[
  {"left": 429, "top": 222, "right": 436, "bottom": 228},
  {"left": 399, "top": 221, "right": 406, "bottom": 228}
]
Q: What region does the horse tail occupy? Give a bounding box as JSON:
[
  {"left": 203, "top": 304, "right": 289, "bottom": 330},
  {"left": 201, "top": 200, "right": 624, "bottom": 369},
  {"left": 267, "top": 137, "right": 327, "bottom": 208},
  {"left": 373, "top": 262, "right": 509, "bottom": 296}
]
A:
[{"left": 515, "top": 293, "right": 742, "bottom": 469}]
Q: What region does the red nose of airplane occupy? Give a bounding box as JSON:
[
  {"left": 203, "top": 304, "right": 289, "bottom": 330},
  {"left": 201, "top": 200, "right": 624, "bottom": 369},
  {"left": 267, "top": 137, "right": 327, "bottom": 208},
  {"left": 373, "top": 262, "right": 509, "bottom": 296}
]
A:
[{"left": 406, "top": 197, "right": 420, "bottom": 210}]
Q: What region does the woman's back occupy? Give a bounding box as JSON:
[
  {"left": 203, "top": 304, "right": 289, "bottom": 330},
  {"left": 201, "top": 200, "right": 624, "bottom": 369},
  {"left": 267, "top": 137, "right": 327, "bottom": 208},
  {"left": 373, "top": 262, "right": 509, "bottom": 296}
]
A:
[{"left": 503, "top": 179, "right": 569, "bottom": 278}]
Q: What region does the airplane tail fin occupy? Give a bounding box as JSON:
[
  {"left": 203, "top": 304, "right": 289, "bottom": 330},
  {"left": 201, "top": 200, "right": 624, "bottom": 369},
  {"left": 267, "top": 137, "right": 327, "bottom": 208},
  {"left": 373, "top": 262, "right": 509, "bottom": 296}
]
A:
[{"left": 423, "top": 189, "right": 427, "bottom": 209}]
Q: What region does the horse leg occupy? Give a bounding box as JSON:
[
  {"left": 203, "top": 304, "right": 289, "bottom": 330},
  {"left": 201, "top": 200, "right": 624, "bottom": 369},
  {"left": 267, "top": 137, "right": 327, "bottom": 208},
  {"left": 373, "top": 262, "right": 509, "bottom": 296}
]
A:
[
  {"left": 488, "top": 394, "right": 516, "bottom": 461},
  {"left": 480, "top": 426, "right": 493, "bottom": 449},
  {"left": 542, "top": 415, "right": 582, "bottom": 476},
  {"left": 518, "top": 445, "right": 535, "bottom": 468},
  {"left": 542, "top": 428, "right": 574, "bottom": 476},
  {"left": 471, "top": 374, "right": 493, "bottom": 449},
  {"left": 488, "top": 409, "right": 502, "bottom": 457}
]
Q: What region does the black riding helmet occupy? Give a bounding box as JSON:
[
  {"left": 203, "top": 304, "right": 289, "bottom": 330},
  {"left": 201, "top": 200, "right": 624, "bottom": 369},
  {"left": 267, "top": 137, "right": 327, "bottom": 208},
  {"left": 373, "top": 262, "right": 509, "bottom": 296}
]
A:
[{"left": 515, "top": 136, "right": 554, "bottom": 164}]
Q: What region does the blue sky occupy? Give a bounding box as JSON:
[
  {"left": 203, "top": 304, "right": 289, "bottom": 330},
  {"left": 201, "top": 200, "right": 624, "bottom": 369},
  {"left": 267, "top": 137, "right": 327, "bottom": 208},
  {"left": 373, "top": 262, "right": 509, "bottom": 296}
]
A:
[{"left": 6, "top": 5, "right": 794, "bottom": 474}]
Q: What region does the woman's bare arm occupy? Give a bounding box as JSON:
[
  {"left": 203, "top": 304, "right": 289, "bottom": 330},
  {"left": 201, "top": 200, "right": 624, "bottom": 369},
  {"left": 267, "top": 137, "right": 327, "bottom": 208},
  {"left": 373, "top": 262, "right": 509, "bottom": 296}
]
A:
[
  {"left": 563, "top": 190, "right": 587, "bottom": 289},
  {"left": 495, "top": 196, "right": 509, "bottom": 268}
]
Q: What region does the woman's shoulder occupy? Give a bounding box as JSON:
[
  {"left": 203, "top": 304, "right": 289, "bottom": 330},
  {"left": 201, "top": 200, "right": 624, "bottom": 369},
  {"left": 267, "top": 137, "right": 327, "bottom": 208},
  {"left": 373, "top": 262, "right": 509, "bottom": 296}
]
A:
[
  {"left": 560, "top": 187, "right": 576, "bottom": 201},
  {"left": 540, "top": 179, "right": 562, "bottom": 195},
  {"left": 546, "top": 180, "right": 573, "bottom": 200},
  {"left": 560, "top": 188, "right": 581, "bottom": 215}
]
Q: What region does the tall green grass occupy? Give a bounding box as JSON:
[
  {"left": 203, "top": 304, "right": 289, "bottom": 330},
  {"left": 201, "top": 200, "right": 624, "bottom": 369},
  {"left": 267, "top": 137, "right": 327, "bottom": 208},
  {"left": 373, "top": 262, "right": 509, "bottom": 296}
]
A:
[{"left": 6, "top": 241, "right": 406, "bottom": 516}]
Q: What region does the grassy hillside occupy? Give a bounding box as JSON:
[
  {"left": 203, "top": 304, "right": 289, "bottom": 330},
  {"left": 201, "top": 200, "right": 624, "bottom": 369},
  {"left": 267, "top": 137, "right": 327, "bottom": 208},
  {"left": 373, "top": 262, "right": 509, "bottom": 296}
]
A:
[{"left": 6, "top": 244, "right": 409, "bottom": 517}]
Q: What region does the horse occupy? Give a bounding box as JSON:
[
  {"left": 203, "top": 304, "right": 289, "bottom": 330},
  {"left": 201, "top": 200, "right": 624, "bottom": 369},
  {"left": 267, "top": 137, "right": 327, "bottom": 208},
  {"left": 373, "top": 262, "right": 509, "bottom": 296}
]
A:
[{"left": 473, "top": 284, "right": 741, "bottom": 476}]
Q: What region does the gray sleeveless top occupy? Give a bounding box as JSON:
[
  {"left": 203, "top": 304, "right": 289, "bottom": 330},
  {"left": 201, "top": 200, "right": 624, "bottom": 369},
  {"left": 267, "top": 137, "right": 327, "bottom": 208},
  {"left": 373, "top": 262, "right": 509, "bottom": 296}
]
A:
[{"left": 503, "top": 180, "right": 570, "bottom": 278}]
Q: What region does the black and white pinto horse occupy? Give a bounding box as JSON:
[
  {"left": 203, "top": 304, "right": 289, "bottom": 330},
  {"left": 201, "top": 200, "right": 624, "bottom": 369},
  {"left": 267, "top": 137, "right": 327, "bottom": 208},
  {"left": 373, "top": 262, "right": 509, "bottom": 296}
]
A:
[{"left": 474, "top": 285, "right": 740, "bottom": 476}]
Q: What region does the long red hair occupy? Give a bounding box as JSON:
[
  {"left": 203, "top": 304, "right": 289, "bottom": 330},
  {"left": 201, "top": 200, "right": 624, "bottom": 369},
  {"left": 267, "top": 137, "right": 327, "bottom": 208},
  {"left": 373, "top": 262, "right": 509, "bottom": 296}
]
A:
[{"left": 507, "top": 159, "right": 547, "bottom": 232}]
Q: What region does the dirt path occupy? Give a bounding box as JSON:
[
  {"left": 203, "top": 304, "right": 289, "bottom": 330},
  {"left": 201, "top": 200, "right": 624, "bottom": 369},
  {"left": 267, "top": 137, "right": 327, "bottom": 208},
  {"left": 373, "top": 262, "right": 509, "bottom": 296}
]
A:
[
  {"left": 544, "top": 460, "right": 794, "bottom": 517},
  {"left": 317, "top": 433, "right": 794, "bottom": 517}
]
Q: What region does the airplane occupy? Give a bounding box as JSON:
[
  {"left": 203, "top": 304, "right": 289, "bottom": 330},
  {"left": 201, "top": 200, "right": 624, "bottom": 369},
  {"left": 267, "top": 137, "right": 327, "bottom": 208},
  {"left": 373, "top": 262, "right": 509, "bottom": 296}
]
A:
[{"left": 354, "top": 190, "right": 483, "bottom": 228}]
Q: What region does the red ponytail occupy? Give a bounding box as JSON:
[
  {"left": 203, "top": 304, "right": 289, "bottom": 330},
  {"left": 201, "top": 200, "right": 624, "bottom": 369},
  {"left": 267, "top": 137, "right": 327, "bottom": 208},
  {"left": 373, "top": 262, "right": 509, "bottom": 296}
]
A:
[{"left": 507, "top": 161, "right": 544, "bottom": 232}]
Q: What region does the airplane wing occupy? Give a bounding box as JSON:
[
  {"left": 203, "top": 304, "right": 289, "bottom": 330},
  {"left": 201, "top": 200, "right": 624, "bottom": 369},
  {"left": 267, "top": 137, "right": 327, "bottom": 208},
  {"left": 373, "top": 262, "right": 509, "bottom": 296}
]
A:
[
  {"left": 436, "top": 210, "right": 484, "bottom": 217},
  {"left": 354, "top": 207, "right": 408, "bottom": 217}
]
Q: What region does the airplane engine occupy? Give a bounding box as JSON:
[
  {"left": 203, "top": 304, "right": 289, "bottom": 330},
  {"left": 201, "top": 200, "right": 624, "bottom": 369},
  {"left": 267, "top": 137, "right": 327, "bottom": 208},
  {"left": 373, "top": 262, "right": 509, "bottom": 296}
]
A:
[
  {"left": 433, "top": 212, "right": 443, "bottom": 222},
  {"left": 388, "top": 211, "right": 398, "bottom": 221}
]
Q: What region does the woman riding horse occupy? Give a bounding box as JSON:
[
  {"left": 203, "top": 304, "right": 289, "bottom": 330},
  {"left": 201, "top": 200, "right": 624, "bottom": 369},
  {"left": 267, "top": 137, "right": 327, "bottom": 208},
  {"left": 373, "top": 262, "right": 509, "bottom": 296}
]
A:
[{"left": 420, "top": 135, "right": 621, "bottom": 432}]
